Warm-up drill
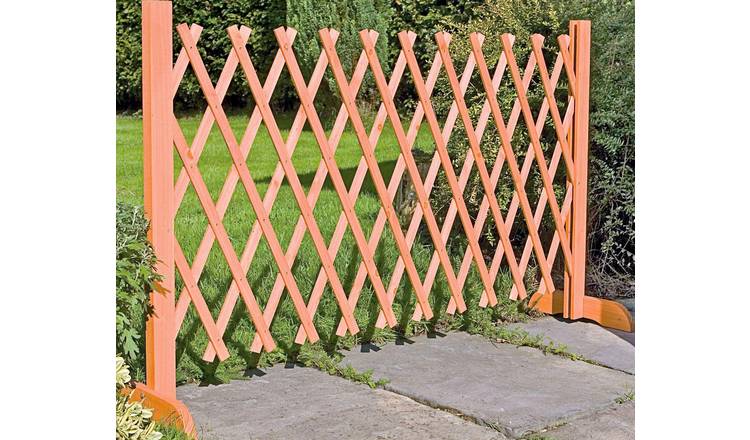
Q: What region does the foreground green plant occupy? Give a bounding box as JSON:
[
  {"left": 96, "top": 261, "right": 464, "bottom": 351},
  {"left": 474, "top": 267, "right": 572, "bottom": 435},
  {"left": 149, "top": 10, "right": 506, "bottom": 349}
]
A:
[
  {"left": 154, "top": 423, "right": 193, "bottom": 440},
  {"left": 116, "top": 356, "right": 162, "bottom": 440},
  {"left": 116, "top": 202, "right": 161, "bottom": 378}
]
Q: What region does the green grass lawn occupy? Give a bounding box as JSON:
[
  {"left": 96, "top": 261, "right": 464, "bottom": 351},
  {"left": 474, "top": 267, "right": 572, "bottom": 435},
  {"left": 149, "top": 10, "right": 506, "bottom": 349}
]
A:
[{"left": 117, "top": 112, "right": 521, "bottom": 383}]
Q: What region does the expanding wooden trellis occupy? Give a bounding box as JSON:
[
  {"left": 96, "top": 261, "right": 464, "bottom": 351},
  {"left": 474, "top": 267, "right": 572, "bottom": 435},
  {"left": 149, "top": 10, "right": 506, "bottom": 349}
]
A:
[{"left": 139, "top": 0, "right": 634, "bottom": 432}]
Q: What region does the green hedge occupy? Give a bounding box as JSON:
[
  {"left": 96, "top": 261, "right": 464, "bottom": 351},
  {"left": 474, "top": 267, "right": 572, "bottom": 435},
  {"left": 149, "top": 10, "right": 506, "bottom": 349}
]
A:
[{"left": 117, "top": 0, "right": 286, "bottom": 111}]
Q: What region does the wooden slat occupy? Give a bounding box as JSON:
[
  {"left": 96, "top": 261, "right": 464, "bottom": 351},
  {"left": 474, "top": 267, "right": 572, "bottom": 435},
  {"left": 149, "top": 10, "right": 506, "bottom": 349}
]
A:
[
  {"left": 536, "top": 185, "right": 573, "bottom": 295},
  {"left": 442, "top": 37, "right": 537, "bottom": 316},
  {"left": 203, "top": 30, "right": 339, "bottom": 360},
  {"left": 171, "top": 117, "right": 276, "bottom": 352},
  {"left": 316, "top": 28, "right": 437, "bottom": 320},
  {"left": 173, "top": 241, "right": 230, "bottom": 360},
  {"left": 247, "top": 30, "right": 374, "bottom": 353},
  {"left": 507, "top": 96, "right": 575, "bottom": 300},
  {"left": 298, "top": 32, "right": 417, "bottom": 345},
  {"left": 556, "top": 35, "right": 577, "bottom": 100},
  {"left": 142, "top": 0, "right": 176, "bottom": 397},
  {"left": 569, "top": 21, "right": 592, "bottom": 319},
  {"left": 177, "top": 23, "right": 320, "bottom": 347},
  {"left": 468, "top": 45, "right": 571, "bottom": 306},
  {"left": 385, "top": 34, "right": 478, "bottom": 326},
  {"left": 350, "top": 35, "right": 448, "bottom": 332},
  {"left": 173, "top": 27, "right": 256, "bottom": 211},
  {"left": 174, "top": 27, "right": 289, "bottom": 333},
  {"left": 499, "top": 33, "right": 574, "bottom": 278},
  {"left": 227, "top": 26, "right": 360, "bottom": 336},
  {"left": 273, "top": 27, "right": 399, "bottom": 327},
  {"left": 463, "top": 33, "right": 562, "bottom": 302},
  {"left": 354, "top": 29, "right": 471, "bottom": 315},
  {"left": 530, "top": 35, "right": 576, "bottom": 185},
  {"left": 397, "top": 30, "right": 499, "bottom": 308},
  {"left": 171, "top": 24, "right": 203, "bottom": 99},
  {"left": 435, "top": 31, "right": 526, "bottom": 301}
]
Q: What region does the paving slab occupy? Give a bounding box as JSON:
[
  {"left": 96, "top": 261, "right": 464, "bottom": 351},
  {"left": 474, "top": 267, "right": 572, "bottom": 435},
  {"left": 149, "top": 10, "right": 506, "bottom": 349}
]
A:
[
  {"left": 341, "top": 332, "right": 634, "bottom": 438},
  {"left": 510, "top": 317, "right": 635, "bottom": 373},
  {"left": 535, "top": 401, "right": 634, "bottom": 440},
  {"left": 177, "top": 365, "right": 506, "bottom": 440}
]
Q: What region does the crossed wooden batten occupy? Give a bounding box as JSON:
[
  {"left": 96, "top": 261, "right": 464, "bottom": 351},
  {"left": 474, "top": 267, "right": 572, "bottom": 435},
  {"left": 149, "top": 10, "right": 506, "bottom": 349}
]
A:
[{"left": 140, "top": 1, "right": 634, "bottom": 430}]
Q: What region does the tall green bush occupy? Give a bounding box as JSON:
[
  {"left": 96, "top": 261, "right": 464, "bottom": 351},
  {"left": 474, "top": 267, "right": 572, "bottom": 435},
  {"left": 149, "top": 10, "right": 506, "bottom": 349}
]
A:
[
  {"left": 117, "top": 0, "right": 286, "bottom": 111},
  {"left": 116, "top": 202, "right": 161, "bottom": 375},
  {"left": 287, "top": 0, "right": 392, "bottom": 115}
]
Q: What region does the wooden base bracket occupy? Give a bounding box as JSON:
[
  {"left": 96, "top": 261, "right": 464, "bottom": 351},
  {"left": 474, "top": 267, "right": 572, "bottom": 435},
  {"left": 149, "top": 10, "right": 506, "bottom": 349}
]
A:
[
  {"left": 529, "top": 290, "right": 634, "bottom": 332},
  {"left": 127, "top": 383, "right": 196, "bottom": 438}
]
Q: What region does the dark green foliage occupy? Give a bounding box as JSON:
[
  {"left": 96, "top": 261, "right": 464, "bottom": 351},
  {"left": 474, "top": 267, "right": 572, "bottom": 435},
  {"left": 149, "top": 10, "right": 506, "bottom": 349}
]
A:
[
  {"left": 287, "top": 0, "right": 392, "bottom": 114},
  {"left": 388, "top": 0, "right": 484, "bottom": 65},
  {"left": 116, "top": 0, "right": 286, "bottom": 111},
  {"left": 116, "top": 202, "right": 161, "bottom": 374},
  {"left": 574, "top": 0, "right": 634, "bottom": 292}
]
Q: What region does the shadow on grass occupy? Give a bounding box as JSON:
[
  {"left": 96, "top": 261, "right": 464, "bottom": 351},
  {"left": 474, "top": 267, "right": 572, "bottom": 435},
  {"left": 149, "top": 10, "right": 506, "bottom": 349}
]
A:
[{"left": 253, "top": 160, "right": 399, "bottom": 199}]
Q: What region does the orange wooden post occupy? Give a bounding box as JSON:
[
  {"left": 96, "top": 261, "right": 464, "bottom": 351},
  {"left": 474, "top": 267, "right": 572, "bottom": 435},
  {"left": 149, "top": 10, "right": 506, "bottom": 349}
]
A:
[
  {"left": 142, "top": 0, "right": 176, "bottom": 399},
  {"left": 528, "top": 21, "right": 633, "bottom": 332},
  {"left": 569, "top": 20, "right": 591, "bottom": 320}
]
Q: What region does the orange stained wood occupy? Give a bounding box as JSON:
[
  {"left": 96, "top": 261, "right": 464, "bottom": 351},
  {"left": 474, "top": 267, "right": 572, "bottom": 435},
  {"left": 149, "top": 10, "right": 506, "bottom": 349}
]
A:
[
  {"left": 301, "top": 32, "right": 420, "bottom": 342},
  {"left": 312, "top": 28, "right": 440, "bottom": 320},
  {"left": 529, "top": 35, "right": 576, "bottom": 184},
  {"left": 397, "top": 30, "right": 499, "bottom": 307},
  {"left": 569, "top": 20, "right": 592, "bottom": 320},
  {"left": 250, "top": 30, "right": 377, "bottom": 352},
  {"left": 204, "top": 29, "right": 339, "bottom": 360},
  {"left": 354, "top": 29, "right": 471, "bottom": 313},
  {"left": 506, "top": 44, "right": 575, "bottom": 301},
  {"left": 142, "top": 0, "right": 176, "bottom": 398},
  {"left": 435, "top": 32, "right": 527, "bottom": 301},
  {"left": 177, "top": 23, "right": 320, "bottom": 348},
  {"left": 269, "top": 31, "right": 386, "bottom": 349},
  {"left": 530, "top": 290, "right": 634, "bottom": 333},
  {"left": 127, "top": 382, "right": 196, "bottom": 438},
  {"left": 447, "top": 39, "right": 542, "bottom": 312},
  {"left": 429, "top": 35, "right": 521, "bottom": 318},
  {"left": 174, "top": 241, "right": 230, "bottom": 360},
  {"left": 173, "top": 27, "right": 289, "bottom": 335},
  {"left": 226, "top": 25, "right": 359, "bottom": 337},
  {"left": 365, "top": 32, "right": 474, "bottom": 330},
  {"left": 143, "top": 6, "right": 634, "bottom": 408},
  {"left": 274, "top": 27, "right": 399, "bottom": 327},
  {"left": 171, "top": 119, "right": 276, "bottom": 351},
  {"left": 500, "top": 34, "right": 575, "bottom": 278},
  {"left": 469, "top": 33, "right": 561, "bottom": 296},
  {"left": 315, "top": 28, "right": 440, "bottom": 320},
  {"left": 393, "top": 34, "right": 485, "bottom": 324}
]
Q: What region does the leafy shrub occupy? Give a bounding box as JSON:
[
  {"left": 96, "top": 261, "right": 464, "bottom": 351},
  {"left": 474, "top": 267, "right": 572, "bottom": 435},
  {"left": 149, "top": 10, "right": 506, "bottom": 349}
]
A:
[
  {"left": 428, "top": 0, "right": 634, "bottom": 294},
  {"left": 287, "top": 0, "right": 392, "bottom": 115},
  {"left": 117, "top": 0, "right": 287, "bottom": 111},
  {"left": 116, "top": 356, "right": 163, "bottom": 440},
  {"left": 387, "top": 0, "right": 484, "bottom": 66},
  {"left": 116, "top": 202, "right": 161, "bottom": 373}
]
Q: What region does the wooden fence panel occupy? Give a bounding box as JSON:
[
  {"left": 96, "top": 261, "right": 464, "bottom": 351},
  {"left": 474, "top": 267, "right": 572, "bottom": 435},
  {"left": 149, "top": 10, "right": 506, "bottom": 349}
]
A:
[{"left": 140, "top": 1, "right": 634, "bottom": 409}]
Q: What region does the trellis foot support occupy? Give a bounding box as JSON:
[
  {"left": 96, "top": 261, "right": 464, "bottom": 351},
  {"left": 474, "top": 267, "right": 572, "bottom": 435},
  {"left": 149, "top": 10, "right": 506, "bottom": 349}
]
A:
[
  {"left": 529, "top": 290, "right": 634, "bottom": 332},
  {"left": 126, "top": 383, "right": 196, "bottom": 438}
]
